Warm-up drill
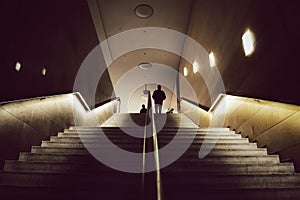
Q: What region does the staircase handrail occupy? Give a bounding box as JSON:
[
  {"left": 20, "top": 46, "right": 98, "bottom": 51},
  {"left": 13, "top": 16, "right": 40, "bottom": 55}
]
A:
[
  {"left": 180, "top": 97, "right": 210, "bottom": 111},
  {"left": 142, "top": 90, "right": 162, "bottom": 200},
  {"left": 0, "top": 92, "right": 121, "bottom": 113},
  {"left": 73, "top": 92, "right": 120, "bottom": 112},
  {"left": 0, "top": 92, "right": 73, "bottom": 106}
]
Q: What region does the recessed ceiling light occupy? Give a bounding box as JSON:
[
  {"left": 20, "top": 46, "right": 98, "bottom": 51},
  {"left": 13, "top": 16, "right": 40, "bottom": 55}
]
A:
[
  {"left": 138, "top": 62, "right": 152, "bottom": 70},
  {"left": 134, "top": 4, "right": 153, "bottom": 18}
]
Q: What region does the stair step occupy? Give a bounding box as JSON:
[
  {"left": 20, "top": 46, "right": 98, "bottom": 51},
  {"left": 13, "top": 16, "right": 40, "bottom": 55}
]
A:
[
  {"left": 160, "top": 173, "right": 300, "bottom": 188},
  {"left": 4, "top": 154, "right": 284, "bottom": 173},
  {"left": 163, "top": 163, "right": 295, "bottom": 174},
  {"left": 160, "top": 128, "right": 231, "bottom": 132},
  {"left": 59, "top": 132, "right": 241, "bottom": 139},
  {"left": 41, "top": 141, "right": 143, "bottom": 148},
  {"left": 158, "top": 134, "right": 242, "bottom": 138},
  {"left": 4, "top": 161, "right": 104, "bottom": 173},
  {"left": 30, "top": 145, "right": 268, "bottom": 155},
  {"left": 159, "top": 143, "right": 258, "bottom": 150},
  {"left": 65, "top": 128, "right": 236, "bottom": 133},
  {"left": 31, "top": 146, "right": 144, "bottom": 154},
  {"left": 172, "top": 155, "right": 281, "bottom": 163},
  {"left": 0, "top": 171, "right": 142, "bottom": 189},
  {"left": 19, "top": 153, "right": 95, "bottom": 162},
  {"left": 1, "top": 172, "right": 300, "bottom": 189},
  {"left": 31, "top": 146, "right": 88, "bottom": 154},
  {"left": 69, "top": 126, "right": 230, "bottom": 132},
  {"left": 158, "top": 131, "right": 238, "bottom": 135},
  {"left": 19, "top": 151, "right": 277, "bottom": 162},
  {"left": 52, "top": 135, "right": 242, "bottom": 142},
  {"left": 159, "top": 138, "right": 249, "bottom": 143},
  {"left": 162, "top": 188, "right": 300, "bottom": 200},
  {"left": 39, "top": 141, "right": 258, "bottom": 149},
  {"left": 47, "top": 137, "right": 249, "bottom": 144},
  {"left": 4, "top": 160, "right": 141, "bottom": 173},
  {"left": 208, "top": 149, "right": 268, "bottom": 156},
  {"left": 26, "top": 148, "right": 269, "bottom": 158},
  {"left": 0, "top": 185, "right": 142, "bottom": 200}
]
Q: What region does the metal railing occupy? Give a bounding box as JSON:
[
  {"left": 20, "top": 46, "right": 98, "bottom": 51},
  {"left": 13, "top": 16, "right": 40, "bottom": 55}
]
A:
[
  {"left": 180, "top": 97, "right": 210, "bottom": 111},
  {"left": 74, "top": 92, "right": 120, "bottom": 112},
  {"left": 142, "top": 90, "right": 163, "bottom": 200}
]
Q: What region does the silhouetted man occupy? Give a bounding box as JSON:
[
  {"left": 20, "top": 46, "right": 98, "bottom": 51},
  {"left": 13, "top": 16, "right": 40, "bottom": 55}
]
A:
[
  {"left": 140, "top": 104, "right": 147, "bottom": 113},
  {"left": 152, "top": 85, "right": 166, "bottom": 114}
]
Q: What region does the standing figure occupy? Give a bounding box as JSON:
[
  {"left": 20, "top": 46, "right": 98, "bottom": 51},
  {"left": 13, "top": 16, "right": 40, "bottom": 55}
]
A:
[{"left": 152, "top": 85, "right": 166, "bottom": 114}]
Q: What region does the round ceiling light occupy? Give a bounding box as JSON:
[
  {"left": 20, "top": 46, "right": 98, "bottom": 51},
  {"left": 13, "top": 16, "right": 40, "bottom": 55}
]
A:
[
  {"left": 134, "top": 4, "right": 153, "bottom": 18},
  {"left": 138, "top": 62, "right": 152, "bottom": 70}
]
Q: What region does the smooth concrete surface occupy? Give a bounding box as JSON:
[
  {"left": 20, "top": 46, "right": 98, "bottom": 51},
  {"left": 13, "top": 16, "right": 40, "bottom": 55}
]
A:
[
  {"left": 212, "top": 94, "right": 300, "bottom": 172},
  {"left": 180, "top": 99, "right": 210, "bottom": 127},
  {"left": 0, "top": 94, "right": 73, "bottom": 169},
  {"left": 0, "top": 93, "right": 118, "bottom": 170},
  {"left": 176, "top": 0, "right": 300, "bottom": 109},
  {"left": 103, "top": 113, "right": 198, "bottom": 129},
  {"left": 102, "top": 113, "right": 147, "bottom": 127}
]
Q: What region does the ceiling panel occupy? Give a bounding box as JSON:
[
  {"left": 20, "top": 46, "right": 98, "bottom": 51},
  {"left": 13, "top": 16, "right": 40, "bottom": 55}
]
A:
[{"left": 97, "top": 0, "right": 194, "bottom": 38}]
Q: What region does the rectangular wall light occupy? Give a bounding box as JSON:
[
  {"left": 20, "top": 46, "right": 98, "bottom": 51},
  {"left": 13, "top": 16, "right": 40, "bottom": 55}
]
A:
[
  {"left": 242, "top": 29, "right": 256, "bottom": 56},
  {"left": 183, "top": 66, "right": 188, "bottom": 76},
  {"left": 209, "top": 52, "right": 216, "bottom": 67},
  {"left": 193, "top": 61, "right": 199, "bottom": 73}
]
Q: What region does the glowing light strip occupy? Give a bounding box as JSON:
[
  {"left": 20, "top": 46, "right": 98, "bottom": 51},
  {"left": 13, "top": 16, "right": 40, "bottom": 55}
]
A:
[
  {"left": 74, "top": 92, "right": 91, "bottom": 111},
  {"left": 208, "top": 93, "right": 226, "bottom": 112}
]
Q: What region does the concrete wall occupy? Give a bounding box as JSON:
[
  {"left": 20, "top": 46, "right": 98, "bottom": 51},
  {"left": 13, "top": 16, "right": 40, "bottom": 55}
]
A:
[
  {"left": 212, "top": 94, "right": 300, "bottom": 171},
  {"left": 179, "top": 0, "right": 300, "bottom": 107},
  {"left": 180, "top": 99, "right": 210, "bottom": 127},
  {"left": 0, "top": 1, "right": 99, "bottom": 102},
  {"left": 0, "top": 93, "right": 118, "bottom": 169}
]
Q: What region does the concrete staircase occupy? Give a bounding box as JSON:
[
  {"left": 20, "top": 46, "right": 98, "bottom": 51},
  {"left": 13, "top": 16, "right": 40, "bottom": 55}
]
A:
[
  {"left": 158, "top": 128, "right": 300, "bottom": 199},
  {"left": 0, "top": 114, "right": 147, "bottom": 199},
  {"left": 0, "top": 113, "right": 300, "bottom": 199}
]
